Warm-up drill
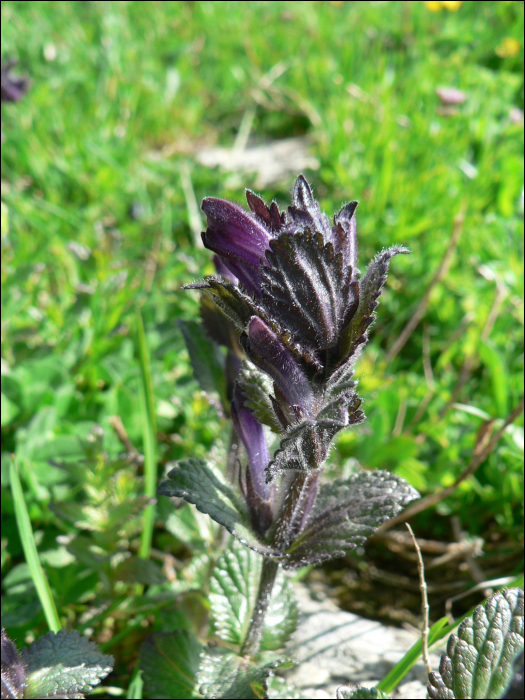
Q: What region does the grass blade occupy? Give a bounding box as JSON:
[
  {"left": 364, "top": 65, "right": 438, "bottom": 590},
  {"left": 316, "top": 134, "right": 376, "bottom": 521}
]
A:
[
  {"left": 127, "top": 666, "right": 143, "bottom": 699},
  {"left": 9, "top": 459, "right": 61, "bottom": 632},
  {"left": 376, "top": 575, "right": 525, "bottom": 694},
  {"left": 375, "top": 616, "right": 449, "bottom": 694},
  {"left": 136, "top": 307, "right": 157, "bottom": 560}
]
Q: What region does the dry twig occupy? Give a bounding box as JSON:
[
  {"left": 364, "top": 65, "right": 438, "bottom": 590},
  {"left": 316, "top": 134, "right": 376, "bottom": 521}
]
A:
[
  {"left": 109, "top": 415, "right": 137, "bottom": 456},
  {"left": 406, "top": 523, "right": 432, "bottom": 677}
]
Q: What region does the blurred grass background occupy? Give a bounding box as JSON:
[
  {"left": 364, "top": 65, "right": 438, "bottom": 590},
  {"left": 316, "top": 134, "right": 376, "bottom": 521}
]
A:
[{"left": 1, "top": 0, "right": 523, "bottom": 684}]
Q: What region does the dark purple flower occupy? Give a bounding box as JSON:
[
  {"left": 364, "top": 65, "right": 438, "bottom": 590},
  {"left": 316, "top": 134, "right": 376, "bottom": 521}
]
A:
[
  {"left": 198, "top": 175, "right": 404, "bottom": 383},
  {"left": 201, "top": 198, "right": 272, "bottom": 295},
  {"left": 194, "top": 175, "right": 408, "bottom": 479},
  {"left": 1, "top": 61, "right": 30, "bottom": 103},
  {"left": 231, "top": 382, "right": 270, "bottom": 502},
  {"left": 240, "top": 316, "right": 314, "bottom": 424}
]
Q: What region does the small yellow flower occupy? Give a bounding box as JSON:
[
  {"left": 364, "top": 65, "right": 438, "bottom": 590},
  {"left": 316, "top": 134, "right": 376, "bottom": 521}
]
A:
[
  {"left": 440, "top": 1, "right": 463, "bottom": 10},
  {"left": 496, "top": 37, "right": 521, "bottom": 58},
  {"left": 425, "top": 0, "right": 463, "bottom": 11}
]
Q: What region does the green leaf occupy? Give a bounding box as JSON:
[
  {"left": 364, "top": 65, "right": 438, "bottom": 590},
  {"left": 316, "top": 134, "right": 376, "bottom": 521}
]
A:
[
  {"left": 336, "top": 687, "right": 391, "bottom": 699},
  {"left": 428, "top": 588, "right": 524, "bottom": 699},
  {"left": 209, "top": 540, "right": 298, "bottom": 651},
  {"left": 21, "top": 630, "right": 113, "bottom": 699},
  {"left": 165, "top": 502, "right": 217, "bottom": 547},
  {"left": 197, "top": 647, "right": 283, "bottom": 699},
  {"left": 478, "top": 340, "right": 509, "bottom": 418},
  {"left": 139, "top": 630, "right": 203, "bottom": 699},
  {"left": 260, "top": 566, "right": 299, "bottom": 652},
  {"left": 157, "top": 459, "right": 280, "bottom": 558},
  {"left": 178, "top": 319, "right": 227, "bottom": 403},
  {"left": 209, "top": 540, "right": 259, "bottom": 647},
  {"left": 1, "top": 392, "right": 20, "bottom": 425}
]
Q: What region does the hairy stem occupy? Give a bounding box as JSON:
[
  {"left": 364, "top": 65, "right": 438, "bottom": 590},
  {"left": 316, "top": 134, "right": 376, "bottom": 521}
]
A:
[{"left": 241, "top": 557, "right": 279, "bottom": 657}]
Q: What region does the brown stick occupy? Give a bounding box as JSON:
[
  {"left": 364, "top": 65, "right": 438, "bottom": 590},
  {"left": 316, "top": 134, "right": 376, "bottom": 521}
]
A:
[
  {"left": 406, "top": 523, "right": 432, "bottom": 677},
  {"left": 386, "top": 205, "right": 466, "bottom": 364},
  {"left": 109, "top": 415, "right": 137, "bottom": 456},
  {"left": 373, "top": 395, "right": 524, "bottom": 535}
]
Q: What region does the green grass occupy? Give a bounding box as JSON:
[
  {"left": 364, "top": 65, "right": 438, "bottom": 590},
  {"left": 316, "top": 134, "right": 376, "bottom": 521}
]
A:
[{"left": 1, "top": 0, "right": 523, "bottom": 695}]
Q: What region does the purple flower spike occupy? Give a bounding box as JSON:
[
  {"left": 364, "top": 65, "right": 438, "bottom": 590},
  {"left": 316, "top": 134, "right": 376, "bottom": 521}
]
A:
[
  {"left": 241, "top": 316, "right": 314, "bottom": 420},
  {"left": 202, "top": 198, "right": 273, "bottom": 295},
  {"left": 231, "top": 384, "right": 270, "bottom": 501}
]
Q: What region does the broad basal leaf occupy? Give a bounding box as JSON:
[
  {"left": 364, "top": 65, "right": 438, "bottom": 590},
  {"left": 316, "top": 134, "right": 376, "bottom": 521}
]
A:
[
  {"left": 21, "top": 630, "right": 113, "bottom": 700},
  {"left": 209, "top": 540, "right": 260, "bottom": 647},
  {"left": 198, "top": 647, "right": 284, "bottom": 699},
  {"left": 209, "top": 540, "right": 298, "bottom": 652},
  {"left": 284, "top": 471, "right": 419, "bottom": 568},
  {"left": 140, "top": 630, "right": 203, "bottom": 700},
  {"left": 157, "top": 459, "right": 279, "bottom": 558},
  {"left": 428, "top": 588, "right": 524, "bottom": 699}
]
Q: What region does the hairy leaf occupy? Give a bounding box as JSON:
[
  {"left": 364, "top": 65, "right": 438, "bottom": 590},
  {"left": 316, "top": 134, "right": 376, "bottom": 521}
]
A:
[
  {"left": 177, "top": 320, "right": 227, "bottom": 408},
  {"left": 21, "top": 630, "right": 113, "bottom": 700},
  {"left": 1, "top": 629, "right": 26, "bottom": 700},
  {"left": 261, "top": 230, "right": 357, "bottom": 356},
  {"left": 284, "top": 471, "right": 420, "bottom": 568},
  {"left": 157, "top": 459, "right": 280, "bottom": 558},
  {"left": 209, "top": 540, "right": 298, "bottom": 651},
  {"left": 140, "top": 630, "right": 203, "bottom": 700},
  {"left": 198, "top": 648, "right": 283, "bottom": 699},
  {"left": 197, "top": 280, "right": 260, "bottom": 332},
  {"left": 260, "top": 565, "right": 299, "bottom": 652},
  {"left": 504, "top": 649, "right": 524, "bottom": 699},
  {"left": 428, "top": 588, "right": 524, "bottom": 699},
  {"left": 236, "top": 361, "right": 283, "bottom": 433},
  {"left": 209, "top": 541, "right": 260, "bottom": 647},
  {"left": 338, "top": 246, "right": 409, "bottom": 364},
  {"left": 266, "top": 391, "right": 364, "bottom": 482}
]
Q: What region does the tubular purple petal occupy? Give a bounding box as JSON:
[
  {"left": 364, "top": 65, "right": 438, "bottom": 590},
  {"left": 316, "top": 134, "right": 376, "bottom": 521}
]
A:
[
  {"left": 202, "top": 197, "right": 273, "bottom": 295},
  {"left": 231, "top": 383, "right": 270, "bottom": 501},
  {"left": 212, "top": 254, "right": 238, "bottom": 284},
  {"left": 242, "top": 316, "right": 314, "bottom": 417}
]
